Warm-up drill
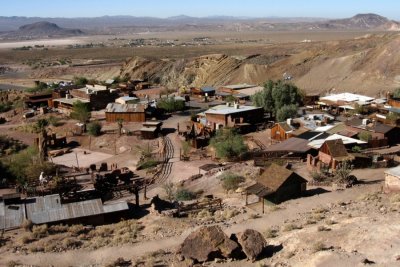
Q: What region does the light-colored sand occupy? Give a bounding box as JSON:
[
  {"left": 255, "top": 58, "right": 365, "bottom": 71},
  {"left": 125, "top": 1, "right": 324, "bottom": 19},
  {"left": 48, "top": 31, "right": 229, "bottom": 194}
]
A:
[
  {"left": 0, "top": 37, "right": 88, "bottom": 49},
  {"left": 50, "top": 148, "right": 113, "bottom": 168}
]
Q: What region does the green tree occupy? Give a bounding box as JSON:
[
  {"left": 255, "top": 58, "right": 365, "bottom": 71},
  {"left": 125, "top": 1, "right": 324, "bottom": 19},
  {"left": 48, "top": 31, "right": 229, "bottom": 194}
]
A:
[
  {"left": 251, "top": 80, "right": 303, "bottom": 118},
  {"left": 157, "top": 97, "right": 185, "bottom": 113},
  {"left": 70, "top": 101, "right": 91, "bottom": 124},
  {"left": 87, "top": 121, "right": 102, "bottom": 136},
  {"left": 358, "top": 131, "right": 372, "bottom": 142},
  {"left": 73, "top": 76, "right": 88, "bottom": 86},
  {"left": 210, "top": 128, "right": 248, "bottom": 160},
  {"left": 276, "top": 104, "right": 298, "bottom": 122}
]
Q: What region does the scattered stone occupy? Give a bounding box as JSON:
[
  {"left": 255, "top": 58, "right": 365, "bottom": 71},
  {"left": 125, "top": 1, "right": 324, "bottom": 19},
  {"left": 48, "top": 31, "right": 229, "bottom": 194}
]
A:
[
  {"left": 179, "top": 226, "right": 240, "bottom": 263},
  {"left": 237, "top": 229, "right": 267, "bottom": 261}
]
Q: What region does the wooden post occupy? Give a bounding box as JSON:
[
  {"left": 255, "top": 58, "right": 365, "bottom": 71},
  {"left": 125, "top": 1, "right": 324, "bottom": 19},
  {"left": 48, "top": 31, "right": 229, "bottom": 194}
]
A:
[
  {"left": 135, "top": 189, "right": 139, "bottom": 207},
  {"left": 144, "top": 185, "right": 147, "bottom": 200},
  {"left": 245, "top": 192, "right": 248, "bottom": 206}
]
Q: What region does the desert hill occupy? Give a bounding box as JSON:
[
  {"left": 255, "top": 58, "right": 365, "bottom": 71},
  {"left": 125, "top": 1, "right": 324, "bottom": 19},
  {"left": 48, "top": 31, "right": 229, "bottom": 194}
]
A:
[
  {"left": 318, "top": 13, "right": 400, "bottom": 31},
  {"left": 0, "top": 21, "right": 84, "bottom": 38},
  {"left": 119, "top": 33, "right": 400, "bottom": 96}
]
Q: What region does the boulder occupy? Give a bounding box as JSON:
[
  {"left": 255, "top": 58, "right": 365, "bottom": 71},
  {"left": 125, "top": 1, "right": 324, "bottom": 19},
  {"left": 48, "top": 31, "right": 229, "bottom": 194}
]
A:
[
  {"left": 237, "top": 229, "right": 267, "bottom": 261},
  {"left": 180, "top": 225, "right": 240, "bottom": 262}
]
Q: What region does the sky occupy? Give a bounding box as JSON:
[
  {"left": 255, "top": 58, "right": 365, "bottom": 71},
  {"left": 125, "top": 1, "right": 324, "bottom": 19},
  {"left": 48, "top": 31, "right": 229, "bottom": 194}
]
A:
[{"left": 1, "top": 0, "right": 400, "bottom": 20}]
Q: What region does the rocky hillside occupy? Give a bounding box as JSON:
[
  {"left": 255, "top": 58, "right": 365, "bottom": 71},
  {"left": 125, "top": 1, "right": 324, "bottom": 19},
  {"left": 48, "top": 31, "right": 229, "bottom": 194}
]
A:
[{"left": 120, "top": 33, "right": 400, "bottom": 96}]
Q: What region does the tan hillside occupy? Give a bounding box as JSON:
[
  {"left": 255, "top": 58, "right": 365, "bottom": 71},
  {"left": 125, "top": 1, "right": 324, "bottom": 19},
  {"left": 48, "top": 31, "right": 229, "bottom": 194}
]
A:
[{"left": 120, "top": 33, "right": 400, "bottom": 96}]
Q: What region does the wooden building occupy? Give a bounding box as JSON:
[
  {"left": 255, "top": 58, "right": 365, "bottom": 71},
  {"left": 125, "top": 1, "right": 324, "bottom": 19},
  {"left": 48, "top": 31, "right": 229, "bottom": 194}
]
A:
[
  {"left": 345, "top": 118, "right": 400, "bottom": 147},
  {"left": 70, "top": 85, "right": 118, "bottom": 110},
  {"left": 0, "top": 194, "right": 129, "bottom": 230},
  {"left": 204, "top": 104, "right": 264, "bottom": 130},
  {"left": 308, "top": 139, "right": 354, "bottom": 171},
  {"left": 245, "top": 164, "right": 307, "bottom": 210},
  {"left": 105, "top": 103, "right": 146, "bottom": 123},
  {"left": 24, "top": 92, "right": 53, "bottom": 108}
]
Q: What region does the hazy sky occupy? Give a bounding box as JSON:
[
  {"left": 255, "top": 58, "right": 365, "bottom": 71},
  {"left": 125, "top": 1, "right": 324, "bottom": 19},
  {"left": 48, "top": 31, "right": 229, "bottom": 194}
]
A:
[{"left": 2, "top": 0, "right": 400, "bottom": 19}]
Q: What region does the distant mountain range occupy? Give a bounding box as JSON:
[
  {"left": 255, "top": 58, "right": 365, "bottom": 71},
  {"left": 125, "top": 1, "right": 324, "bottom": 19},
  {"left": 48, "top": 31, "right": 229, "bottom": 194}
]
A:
[{"left": 0, "top": 13, "right": 398, "bottom": 37}]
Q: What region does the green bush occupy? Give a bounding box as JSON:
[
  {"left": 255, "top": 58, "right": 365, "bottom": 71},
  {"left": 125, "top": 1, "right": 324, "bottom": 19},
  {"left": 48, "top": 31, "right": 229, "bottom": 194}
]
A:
[
  {"left": 210, "top": 128, "right": 248, "bottom": 160},
  {"left": 87, "top": 121, "right": 102, "bottom": 136},
  {"left": 219, "top": 172, "right": 245, "bottom": 191},
  {"left": 175, "top": 188, "right": 196, "bottom": 201},
  {"left": 157, "top": 97, "right": 185, "bottom": 112},
  {"left": 137, "top": 159, "right": 159, "bottom": 170},
  {"left": 358, "top": 131, "right": 372, "bottom": 142}
]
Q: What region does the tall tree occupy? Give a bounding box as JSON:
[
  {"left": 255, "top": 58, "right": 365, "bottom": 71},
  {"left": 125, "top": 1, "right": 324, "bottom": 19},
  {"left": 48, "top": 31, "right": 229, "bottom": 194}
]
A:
[
  {"left": 252, "top": 80, "right": 303, "bottom": 121},
  {"left": 70, "top": 101, "right": 91, "bottom": 124}
]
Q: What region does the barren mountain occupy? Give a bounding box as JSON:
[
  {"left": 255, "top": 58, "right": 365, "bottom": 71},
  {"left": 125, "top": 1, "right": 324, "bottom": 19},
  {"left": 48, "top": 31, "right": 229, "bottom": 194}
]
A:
[
  {"left": 0, "top": 21, "right": 84, "bottom": 38},
  {"left": 119, "top": 33, "right": 400, "bottom": 96},
  {"left": 317, "top": 14, "right": 400, "bottom": 31}
]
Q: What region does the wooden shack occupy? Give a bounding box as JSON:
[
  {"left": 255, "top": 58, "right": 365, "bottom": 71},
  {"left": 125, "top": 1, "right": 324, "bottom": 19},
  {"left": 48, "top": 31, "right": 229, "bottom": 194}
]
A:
[
  {"left": 105, "top": 103, "right": 146, "bottom": 123},
  {"left": 245, "top": 164, "right": 307, "bottom": 211}
]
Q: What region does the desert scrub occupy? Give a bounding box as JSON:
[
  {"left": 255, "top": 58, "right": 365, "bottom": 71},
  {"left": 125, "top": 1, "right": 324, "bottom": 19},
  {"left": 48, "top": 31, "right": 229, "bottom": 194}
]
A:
[
  {"left": 68, "top": 224, "right": 87, "bottom": 236},
  {"left": 283, "top": 223, "right": 302, "bottom": 232},
  {"left": 311, "top": 241, "right": 327, "bottom": 253},
  {"left": 62, "top": 237, "right": 82, "bottom": 249},
  {"left": 219, "top": 172, "right": 245, "bottom": 191},
  {"left": 21, "top": 219, "right": 33, "bottom": 232},
  {"left": 317, "top": 226, "right": 331, "bottom": 232},
  {"left": 264, "top": 228, "right": 279, "bottom": 238},
  {"left": 390, "top": 193, "right": 400, "bottom": 203},
  {"left": 20, "top": 233, "right": 35, "bottom": 244},
  {"left": 175, "top": 188, "right": 196, "bottom": 201},
  {"left": 325, "top": 219, "right": 337, "bottom": 225},
  {"left": 32, "top": 224, "right": 48, "bottom": 239},
  {"left": 213, "top": 209, "right": 238, "bottom": 221},
  {"left": 85, "top": 220, "right": 143, "bottom": 249},
  {"left": 196, "top": 209, "right": 213, "bottom": 221}
]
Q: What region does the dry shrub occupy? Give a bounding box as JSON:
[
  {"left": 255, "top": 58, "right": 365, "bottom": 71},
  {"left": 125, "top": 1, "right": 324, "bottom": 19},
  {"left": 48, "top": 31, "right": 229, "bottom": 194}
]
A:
[
  {"left": 283, "top": 223, "right": 302, "bottom": 232},
  {"left": 312, "top": 213, "right": 325, "bottom": 221},
  {"left": 32, "top": 224, "right": 48, "bottom": 239},
  {"left": 305, "top": 218, "right": 317, "bottom": 225},
  {"left": 49, "top": 224, "right": 69, "bottom": 234},
  {"left": 264, "top": 228, "right": 278, "bottom": 238},
  {"left": 317, "top": 226, "right": 331, "bottom": 232},
  {"left": 196, "top": 209, "right": 213, "bottom": 220},
  {"left": 68, "top": 224, "right": 87, "bottom": 236},
  {"left": 325, "top": 219, "right": 336, "bottom": 225},
  {"left": 105, "top": 257, "right": 131, "bottom": 267},
  {"left": 248, "top": 213, "right": 261, "bottom": 219},
  {"left": 312, "top": 241, "right": 326, "bottom": 253},
  {"left": 21, "top": 219, "right": 33, "bottom": 232},
  {"left": 20, "top": 233, "right": 35, "bottom": 244},
  {"left": 62, "top": 237, "right": 82, "bottom": 249}
]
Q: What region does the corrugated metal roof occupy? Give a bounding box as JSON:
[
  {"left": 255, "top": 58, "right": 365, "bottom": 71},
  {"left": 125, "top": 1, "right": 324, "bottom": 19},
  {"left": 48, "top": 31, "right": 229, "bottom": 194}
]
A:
[
  {"left": 26, "top": 195, "right": 104, "bottom": 224},
  {"left": 0, "top": 194, "right": 130, "bottom": 229},
  {"left": 106, "top": 103, "right": 145, "bottom": 113}
]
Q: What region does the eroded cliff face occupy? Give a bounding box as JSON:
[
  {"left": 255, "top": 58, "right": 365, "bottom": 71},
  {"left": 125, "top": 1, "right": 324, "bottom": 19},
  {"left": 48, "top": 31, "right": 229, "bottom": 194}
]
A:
[{"left": 120, "top": 34, "right": 400, "bottom": 96}]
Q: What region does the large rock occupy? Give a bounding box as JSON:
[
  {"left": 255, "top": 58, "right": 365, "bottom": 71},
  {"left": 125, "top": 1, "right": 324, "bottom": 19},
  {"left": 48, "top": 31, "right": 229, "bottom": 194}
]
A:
[
  {"left": 180, "top": 226, "right": 240, "bottom": 262},
  {"left": 237, "top": 229, "right": 267, "bottom": 261}
]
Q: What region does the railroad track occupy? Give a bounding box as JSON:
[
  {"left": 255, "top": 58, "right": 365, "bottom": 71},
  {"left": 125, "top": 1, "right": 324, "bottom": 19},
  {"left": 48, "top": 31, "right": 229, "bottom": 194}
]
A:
[
  {"left": 253, "top": 138, "right": 267, "bottom": 150},
  {"left": 146, "top": 136, "right": 175, "bottom": 190}
]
